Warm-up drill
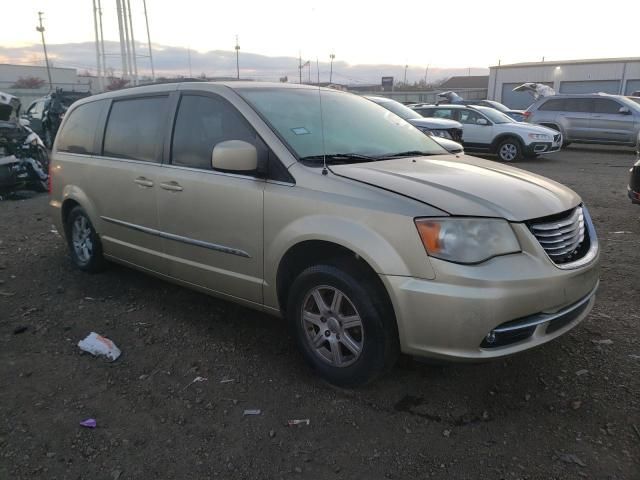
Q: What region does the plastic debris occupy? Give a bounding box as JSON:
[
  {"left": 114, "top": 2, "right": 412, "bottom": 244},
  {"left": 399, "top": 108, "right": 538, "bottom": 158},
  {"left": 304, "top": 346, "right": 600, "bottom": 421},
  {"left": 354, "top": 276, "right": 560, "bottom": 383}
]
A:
[
  {"left": 80, "top": 418, "right": 97, "bottom": 428},
  {"left": 183, "top": 376, "right": 207, "bottom": 390},
  {"left": 243, "top": 409, "right": 261, "bottom": 416},
  {"left": 77, "top": 332, "right": 121, "bottom": 361},
  {"left": 220, "top": 378, "right": 234, "bottom": 384},
  {"left": 288, "top": 419, "right": 310, "bottom": 426}
]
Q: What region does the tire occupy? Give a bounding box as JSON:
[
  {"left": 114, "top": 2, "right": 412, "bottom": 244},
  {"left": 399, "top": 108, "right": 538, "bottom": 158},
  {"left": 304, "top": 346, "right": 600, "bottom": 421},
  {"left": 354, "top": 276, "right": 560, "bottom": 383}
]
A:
[
  {"left": 497, "top": 137, "right": 522, "bottom": 162},
  {"left": 64, "top": 206, "right": 105, "bottom": 272},
  {"left": 287, "top": 261, "right": 399, "bottom": 387}
]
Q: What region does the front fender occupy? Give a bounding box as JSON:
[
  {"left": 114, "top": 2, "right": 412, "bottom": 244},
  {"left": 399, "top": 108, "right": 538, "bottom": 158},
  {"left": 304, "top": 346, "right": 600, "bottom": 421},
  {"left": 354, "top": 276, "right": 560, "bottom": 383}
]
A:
[{"left": 263, "top": 214, "right": 435, "bottom": 308}]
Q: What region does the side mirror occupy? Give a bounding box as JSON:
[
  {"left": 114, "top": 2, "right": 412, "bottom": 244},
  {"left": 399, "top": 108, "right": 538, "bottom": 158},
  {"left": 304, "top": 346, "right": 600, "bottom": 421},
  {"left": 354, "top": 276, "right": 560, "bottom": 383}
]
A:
[
  {"left": 211, "top": 140, "right": 258, "bottom": 172},
  {"left": 619, "top": 106, "right": 631, "bottom": 115},
  {"left": 476, "top": 118, "right": 489, "bottom": 126}
]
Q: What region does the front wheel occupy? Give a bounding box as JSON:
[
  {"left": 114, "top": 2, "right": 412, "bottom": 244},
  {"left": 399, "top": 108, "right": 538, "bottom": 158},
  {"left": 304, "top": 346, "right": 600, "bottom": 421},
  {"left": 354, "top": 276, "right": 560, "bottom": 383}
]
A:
[
  {"left": 287, "top": 262, "right": 399, "bottom": 387},
  {"left": 65, "top": 206, "right": 105, "bottom": 272},
  {"left": 497, "top": 138, "right": 522, "bottom": 162}
]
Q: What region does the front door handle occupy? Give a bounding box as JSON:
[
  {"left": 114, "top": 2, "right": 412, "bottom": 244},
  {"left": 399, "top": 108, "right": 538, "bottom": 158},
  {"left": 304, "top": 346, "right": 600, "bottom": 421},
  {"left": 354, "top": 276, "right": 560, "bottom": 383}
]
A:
[
  {"left": 160, "top": 181, "right": 183, "bottom": 192},
  {"left": 134, "top": 176, "right": 154, "bottom": 187}
]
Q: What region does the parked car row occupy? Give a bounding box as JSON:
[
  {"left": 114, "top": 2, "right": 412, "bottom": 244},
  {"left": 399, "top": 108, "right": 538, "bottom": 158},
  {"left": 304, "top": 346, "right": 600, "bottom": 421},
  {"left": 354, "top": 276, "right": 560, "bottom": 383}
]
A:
[{"left": 22, "top": 90, "right": 91, "bottom": 148}]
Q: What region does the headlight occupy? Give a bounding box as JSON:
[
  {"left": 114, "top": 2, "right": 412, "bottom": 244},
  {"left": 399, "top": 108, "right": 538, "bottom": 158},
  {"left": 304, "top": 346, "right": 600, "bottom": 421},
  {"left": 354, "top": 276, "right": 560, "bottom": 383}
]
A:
[
  {"left": 414, "top": 218, "right": 520, "bottom": 264},
  {"left": 528, "top": 133, "right": 551, "bottom": 140},
  {"left": 429, "top": 130, "right": 453, "bottom": 139}
]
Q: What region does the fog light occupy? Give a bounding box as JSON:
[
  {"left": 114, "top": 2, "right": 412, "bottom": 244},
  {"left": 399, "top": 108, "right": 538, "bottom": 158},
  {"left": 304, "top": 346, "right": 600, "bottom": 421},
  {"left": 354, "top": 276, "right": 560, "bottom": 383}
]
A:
[{"left": 485, "top": 331, "right": 496, "bottom": 344}]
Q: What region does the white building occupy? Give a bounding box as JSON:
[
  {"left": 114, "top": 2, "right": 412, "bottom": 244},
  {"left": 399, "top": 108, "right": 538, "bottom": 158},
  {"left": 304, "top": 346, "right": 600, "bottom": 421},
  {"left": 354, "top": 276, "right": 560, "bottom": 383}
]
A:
[
  {"left": 488, "top": 57, "right": 640, "bottom": 109},
  {"left": 0, "top": 63, "right": 93, "bottom": 107}
]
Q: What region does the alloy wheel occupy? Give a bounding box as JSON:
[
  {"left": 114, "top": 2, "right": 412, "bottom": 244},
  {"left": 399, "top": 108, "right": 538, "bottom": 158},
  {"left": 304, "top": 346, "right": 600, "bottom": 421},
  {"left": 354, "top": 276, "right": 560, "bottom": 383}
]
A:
[
  {"left": 499, "top": 143, "right": 518, "bottom": 161},
  {"left": 71, "top": 216, "right": 93, "bottom": 263},
  {"left": 301, "top": 285, "right": 364, "bottom": 367}
]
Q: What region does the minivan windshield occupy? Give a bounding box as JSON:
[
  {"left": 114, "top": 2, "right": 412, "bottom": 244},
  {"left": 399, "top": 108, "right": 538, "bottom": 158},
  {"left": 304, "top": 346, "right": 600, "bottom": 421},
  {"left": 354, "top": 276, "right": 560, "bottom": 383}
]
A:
[
  {"left": 475, "top": 106, "right": 514, "bottom": 124},
  {"left": 238, "top": 88, "right": 446, "bottom": 162}
]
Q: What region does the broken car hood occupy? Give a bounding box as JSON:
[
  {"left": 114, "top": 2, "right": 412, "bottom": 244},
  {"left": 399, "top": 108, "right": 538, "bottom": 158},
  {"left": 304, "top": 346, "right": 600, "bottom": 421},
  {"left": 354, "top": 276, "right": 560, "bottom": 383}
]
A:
[{"left": 331, "top": 155, "right": 580, "bottom": 221}]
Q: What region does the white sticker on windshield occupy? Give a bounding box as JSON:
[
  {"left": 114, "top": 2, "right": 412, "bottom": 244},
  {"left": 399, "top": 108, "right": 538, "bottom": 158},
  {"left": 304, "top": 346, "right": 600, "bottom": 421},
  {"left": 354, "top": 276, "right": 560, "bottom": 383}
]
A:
[{"left": 291, "top": 127, "right": 310, "bottom": 135}]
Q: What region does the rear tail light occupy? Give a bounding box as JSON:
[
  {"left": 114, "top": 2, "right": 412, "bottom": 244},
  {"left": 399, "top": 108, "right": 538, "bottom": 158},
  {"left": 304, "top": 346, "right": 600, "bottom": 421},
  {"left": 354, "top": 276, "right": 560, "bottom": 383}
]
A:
[{"left": 523, "top": 111, "right": 532, "bottom": 121}]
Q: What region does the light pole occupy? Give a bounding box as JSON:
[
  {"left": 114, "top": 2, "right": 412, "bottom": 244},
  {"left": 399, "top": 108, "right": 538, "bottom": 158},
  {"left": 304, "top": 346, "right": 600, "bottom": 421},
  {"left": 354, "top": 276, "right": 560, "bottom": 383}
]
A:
[
  {"left": 235, "top": 35, "right": 240, "bottom": 80},
  {"left": 424, "top": 64, "right": 429, "bottom": 87},
  {"left": 36, "top": 12, "right": 53, "bottom": 91},
  {"left": 329, "top": 53, "right": 335, "bottom": 84},
  {"left": 403, "top": 64, "right": 408, "bottom": 85}
]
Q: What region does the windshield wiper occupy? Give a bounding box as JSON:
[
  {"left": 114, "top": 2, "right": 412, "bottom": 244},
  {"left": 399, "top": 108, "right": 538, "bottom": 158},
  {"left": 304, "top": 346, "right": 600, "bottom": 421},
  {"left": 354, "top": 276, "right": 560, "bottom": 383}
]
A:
[
  {"left": 299, "top": 153, "right": 378, "bottom": 164},
  {"left": 376, "top": 150, "right": 440, "bottom": 159}
]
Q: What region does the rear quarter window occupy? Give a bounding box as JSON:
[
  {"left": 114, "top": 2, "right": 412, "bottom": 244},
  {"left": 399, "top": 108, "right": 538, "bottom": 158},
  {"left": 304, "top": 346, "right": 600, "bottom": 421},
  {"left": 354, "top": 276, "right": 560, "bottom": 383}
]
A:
[
  {"left": 538, "top": 99, "right": 565, "bottom": 111},
  {"left": 103, "top": 96, "right": 168, "bottom": 162},
  {"left": 56, "top": 100, "right": 106, "bottom": 154}
]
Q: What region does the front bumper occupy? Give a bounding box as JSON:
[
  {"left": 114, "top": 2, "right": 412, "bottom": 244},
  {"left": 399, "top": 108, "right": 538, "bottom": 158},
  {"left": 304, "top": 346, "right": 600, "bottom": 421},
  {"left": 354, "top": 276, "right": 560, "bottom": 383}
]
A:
[
  {"left": 525, "top": 140, "right": 561, "bottom": 155},
  {"left": 381, "top": 223, "right": 600, "bottom": 361}
]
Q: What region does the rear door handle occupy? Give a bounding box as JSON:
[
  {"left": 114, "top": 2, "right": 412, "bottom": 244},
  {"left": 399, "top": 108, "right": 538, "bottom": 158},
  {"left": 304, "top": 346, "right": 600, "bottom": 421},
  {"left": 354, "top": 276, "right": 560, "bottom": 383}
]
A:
[
  {"left": 134, "top": 176, "right": 154, "bottom": 187},
  {"left": 160, "top": 181, "right": 183, "bottom": 192}
]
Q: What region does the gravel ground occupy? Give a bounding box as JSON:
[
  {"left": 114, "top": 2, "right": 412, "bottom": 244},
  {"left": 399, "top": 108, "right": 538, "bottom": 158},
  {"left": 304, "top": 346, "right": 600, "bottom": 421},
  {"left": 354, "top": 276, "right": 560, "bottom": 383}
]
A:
[{"left": 1, "top": 146, "right": 639, "bottom": 479}]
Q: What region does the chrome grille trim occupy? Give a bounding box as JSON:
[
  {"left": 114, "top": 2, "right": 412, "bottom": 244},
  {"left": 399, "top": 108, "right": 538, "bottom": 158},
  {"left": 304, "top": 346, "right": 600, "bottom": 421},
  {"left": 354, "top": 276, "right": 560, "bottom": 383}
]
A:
[{"left": 528, "top": 206, "right": 598, "bottom": 268}]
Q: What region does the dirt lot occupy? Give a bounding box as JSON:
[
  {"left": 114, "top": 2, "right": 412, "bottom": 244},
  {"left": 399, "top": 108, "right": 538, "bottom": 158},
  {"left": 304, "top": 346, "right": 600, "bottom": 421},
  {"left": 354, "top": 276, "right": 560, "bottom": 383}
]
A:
[{"left": 1, "top": 146, "right": 639, "bottom": 480}]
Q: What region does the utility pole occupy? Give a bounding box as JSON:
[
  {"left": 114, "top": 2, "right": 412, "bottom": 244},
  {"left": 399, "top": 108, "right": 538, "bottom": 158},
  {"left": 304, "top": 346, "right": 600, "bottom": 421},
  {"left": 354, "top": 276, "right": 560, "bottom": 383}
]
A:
[
  {"left": 299, "top": 52, "right": 302, "bottom": 84},
  {"left": 307, "top": 62, "right": 311, "bottom": 84},
  {"left": 36, "top": 12, "right": 53, "bottom": 91},
  {"left": 126, "top": 0, "right": 138, "bottom": 85},
  {"left": 424, "top": 64, "right": 429, "bottom": 87},
  {"left": 115, "top": 0, "right": 129, "bottom": 81},
  {"left": 92, "top": 0, "right": 103, "bottom": 91},
  {"left": 121, "top": 0, "right": 133, "bottom": 83},
  {"left": 403, "top": 64, "right": 408, "bottom": 84},
  {"left": 235, "top": 35, "right": 240, "bottom": 80},
  {"left": 142, "top": 0, "right": 155, "bottom": 80},
  {"left": 329, "top": 53, "right": 335, "bottom": 84},
  {"left": 468, "top": 67, "right": 471, "bottom": 76},
  {"left": 97, "top": 0, "right": 106, "bottom": 88},
  {"left": 187, "top": 47, "right": 192, "bottom": 77}
]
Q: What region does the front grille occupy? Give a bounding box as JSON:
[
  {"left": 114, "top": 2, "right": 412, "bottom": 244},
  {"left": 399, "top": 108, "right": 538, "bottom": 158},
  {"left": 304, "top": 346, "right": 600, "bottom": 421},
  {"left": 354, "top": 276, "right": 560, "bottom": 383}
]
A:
[
  {"left": 553, "top": 134, "right": 561, "bottom": 143},
  {"left": 528, "top": 207, "right": 589, "bottom": 265}
]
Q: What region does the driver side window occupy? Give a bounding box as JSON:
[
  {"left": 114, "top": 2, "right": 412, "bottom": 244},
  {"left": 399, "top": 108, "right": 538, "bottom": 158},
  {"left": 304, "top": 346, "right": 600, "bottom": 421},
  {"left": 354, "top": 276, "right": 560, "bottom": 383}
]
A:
[{"left": 171, "top": 94, "right": 260, "bottom": 171}]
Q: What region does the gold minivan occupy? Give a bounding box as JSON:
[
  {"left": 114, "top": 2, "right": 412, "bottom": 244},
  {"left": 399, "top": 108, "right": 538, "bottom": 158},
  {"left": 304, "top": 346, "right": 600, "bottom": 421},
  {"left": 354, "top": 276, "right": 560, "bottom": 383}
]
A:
[{"left": 50, "top": 82, "right": 600, "bottom": 386}]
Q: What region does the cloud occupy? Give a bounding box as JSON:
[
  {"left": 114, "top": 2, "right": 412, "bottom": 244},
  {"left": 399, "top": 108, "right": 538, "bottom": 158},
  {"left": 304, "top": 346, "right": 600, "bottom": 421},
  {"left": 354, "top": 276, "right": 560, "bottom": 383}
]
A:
[{"left": 0, "top": 42, "right": 488, "bottom": 84}]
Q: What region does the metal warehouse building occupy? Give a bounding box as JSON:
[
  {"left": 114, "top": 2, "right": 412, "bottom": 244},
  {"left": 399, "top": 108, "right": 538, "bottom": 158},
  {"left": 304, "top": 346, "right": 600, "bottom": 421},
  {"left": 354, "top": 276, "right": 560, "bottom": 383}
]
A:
[{"left": 488, "top": 57, "right": 640, "bottom": 109}]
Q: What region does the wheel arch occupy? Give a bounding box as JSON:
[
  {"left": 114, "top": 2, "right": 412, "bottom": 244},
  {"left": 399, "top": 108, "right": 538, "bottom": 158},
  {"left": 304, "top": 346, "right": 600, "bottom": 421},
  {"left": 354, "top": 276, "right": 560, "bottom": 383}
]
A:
[
  {"left": 60, "top": 186, "right": 101, "bottom": 234},
  {"left": 274, "top": 239, "right": 397, "bottom": 320},
  {"left": 491, "top": 133, "right": 525, "bottom": 153}
]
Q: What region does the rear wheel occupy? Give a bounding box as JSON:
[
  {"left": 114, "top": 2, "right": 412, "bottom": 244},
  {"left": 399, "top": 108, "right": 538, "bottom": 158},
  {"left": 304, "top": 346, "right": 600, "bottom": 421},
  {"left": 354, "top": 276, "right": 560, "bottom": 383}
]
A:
[
  {"left": 287, "top": 262, "right": 399, "bottom": 387},
  {"left": 65, "top": 206, "right": 105, "bottom": 272},
  {"left": 497, "top": 137, "right": 522, "bottom": 162}
]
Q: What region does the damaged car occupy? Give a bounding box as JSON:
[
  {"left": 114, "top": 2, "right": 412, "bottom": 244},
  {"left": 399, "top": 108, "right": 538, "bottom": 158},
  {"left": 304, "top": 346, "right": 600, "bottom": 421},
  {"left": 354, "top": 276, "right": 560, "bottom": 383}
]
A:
[
  {"left": 24, "top": 89, "right": 91, "bottom": 148},
  {"left": 0, "top": 92, "right": 49, "bottom": 196}
]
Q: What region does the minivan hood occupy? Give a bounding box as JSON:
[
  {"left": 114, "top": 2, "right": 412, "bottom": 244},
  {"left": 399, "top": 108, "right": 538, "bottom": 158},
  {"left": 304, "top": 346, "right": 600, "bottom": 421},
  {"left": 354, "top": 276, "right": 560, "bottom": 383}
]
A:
[{"left": 331, "top": 155, "right": 580, "bottom": 221}]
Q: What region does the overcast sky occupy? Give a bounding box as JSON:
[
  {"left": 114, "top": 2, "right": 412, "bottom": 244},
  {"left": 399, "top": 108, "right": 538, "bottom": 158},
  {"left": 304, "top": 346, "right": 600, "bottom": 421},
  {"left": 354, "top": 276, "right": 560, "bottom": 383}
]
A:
[{"left": 1, "top": 0, "right": 637, "bottom": 80}]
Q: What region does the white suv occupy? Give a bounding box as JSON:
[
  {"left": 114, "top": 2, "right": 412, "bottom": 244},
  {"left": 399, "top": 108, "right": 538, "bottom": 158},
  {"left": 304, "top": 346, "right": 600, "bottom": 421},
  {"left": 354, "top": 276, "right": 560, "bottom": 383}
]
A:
[{"left": 413, "top": 104, "right": 562, "bottom": 162}]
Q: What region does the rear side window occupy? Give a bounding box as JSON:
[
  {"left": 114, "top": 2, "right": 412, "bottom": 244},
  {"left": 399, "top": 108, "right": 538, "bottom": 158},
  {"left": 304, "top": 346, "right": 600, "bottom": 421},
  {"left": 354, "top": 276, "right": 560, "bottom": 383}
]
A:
[
  {"left": 432, "top": 109, "right": 455, "bottom": 119},
  {"left": 171, "top": 94, "right": 259, "bottom": 170},
  {"left": 414, "top": 108, "right": 434, "bottom": 117},
  {"left": 563, "top": 98, "right": 592, "bottom": 113},
  {"left": 592, "top": 98, "right": 622, "bottom": 114},
  {"left": 103, "top": 96, "right": 168, "bottom": 162},
  {"left": 57, "top": 100, "right": 105, "bottom": 154},
  {"left": 539, "top": 98, "right": 565, "bottom": 111}
]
